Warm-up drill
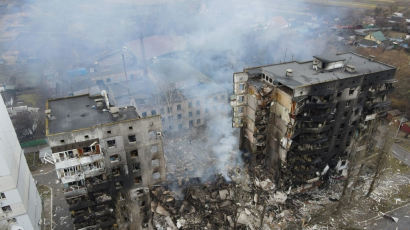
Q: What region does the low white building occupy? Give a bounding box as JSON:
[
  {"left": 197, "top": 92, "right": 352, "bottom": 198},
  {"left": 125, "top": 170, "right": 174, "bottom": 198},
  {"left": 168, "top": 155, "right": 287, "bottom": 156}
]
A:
[{"left": 0, "top": 95, "right": 42, "bottom": 230}]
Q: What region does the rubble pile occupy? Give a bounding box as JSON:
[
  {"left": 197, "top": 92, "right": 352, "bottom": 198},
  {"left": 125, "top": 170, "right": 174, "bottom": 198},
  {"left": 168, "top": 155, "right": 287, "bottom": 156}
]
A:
[
  {"left": 150, "top": 166, "right": 322, "bottom": 229},
  {"left": 164, "top": 129, "right": 219, "bottom": 180}
]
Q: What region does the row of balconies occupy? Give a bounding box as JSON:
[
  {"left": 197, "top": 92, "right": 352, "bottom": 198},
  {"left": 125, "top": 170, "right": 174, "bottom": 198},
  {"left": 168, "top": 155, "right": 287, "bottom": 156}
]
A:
[
  {"left": 367, "top": 87, "right": 394, "bottom": 99},
  {"left": 86, "top": 180, "right": 111, "bottom": 192},
  {"left": 295, "top": 135, "right": 329, "bottom": 145},
  {"left": 69, "top": 200, "right": 93, "bottom": 211},
  {"left": 304, "top": 101, "right": 335, "bottom": 110},
  {"left": 61, "top": 174, "right": 85, "bottom": 185},
  {"left": 364, "top": 101, "right": 391, "bottom": 113},
  {"left": 296, "top": 112, "right": 335, "bottom": 122},
  {"left": 72, "top": 203, "right": 114, "bottom": 221},
  {"left": 293, "top": 143, "right": 330, "bottom": 155},
  {"left": 64, "top": 186, "right": 87, "bottom": 198},
  {"left": 294, "top": 100, "right": 335, "bottom": 115},
  {"left": 98, "top": 218, "right": 116, "bottom": 229},
  {"left": 292, "top": 120, "right": 335, "bottom": 138},
  {"left": 53, "top": 144, "right": 101, "bottom": 163},
  {"left": 84, "top": 168, "right": 105, "bottom": 179},
  {"left": 301, "top": 121, "right": 335, "bottom": 133}
]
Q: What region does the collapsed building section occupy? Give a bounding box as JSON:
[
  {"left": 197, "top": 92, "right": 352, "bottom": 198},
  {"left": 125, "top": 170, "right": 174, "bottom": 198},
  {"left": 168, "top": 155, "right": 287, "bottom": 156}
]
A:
[
  {"left": 45, "top": 92, "right": 166, "bottom": 230},
  {"left": 231, "top": 53, "right": 396, "bottom": 187}
]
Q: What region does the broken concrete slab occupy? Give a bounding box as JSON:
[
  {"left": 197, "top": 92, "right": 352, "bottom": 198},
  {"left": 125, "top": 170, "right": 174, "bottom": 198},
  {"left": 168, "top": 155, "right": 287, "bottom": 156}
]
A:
[
  {"left": 156, "top": 204, "right": 170, "bottom": 216},
  {"left": 273, "top": 191, "right": 287, "bottom": 204},
  {"left": 219, "top": 189, "right": 229, "bottom": 200}
]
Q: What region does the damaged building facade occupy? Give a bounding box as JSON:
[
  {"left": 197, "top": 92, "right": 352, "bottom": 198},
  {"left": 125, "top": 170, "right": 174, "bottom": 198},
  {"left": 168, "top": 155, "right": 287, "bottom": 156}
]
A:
[
  {"left": 104, "top": 58, "right": 229, "bottom": 133},
  {"left": 231, "top": 52, "right": 396, "bottom": 187},
  {"left": 45, "top": 92, "right": 166, "bottom": 230}
]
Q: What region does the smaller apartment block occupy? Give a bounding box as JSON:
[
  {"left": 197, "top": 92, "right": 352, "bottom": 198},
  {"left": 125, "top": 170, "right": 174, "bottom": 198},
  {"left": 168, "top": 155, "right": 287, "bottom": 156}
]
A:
[
  {"left": 231, "top": 53, "right": 396, "bottom": 187},
  {"left": 0, "top": 96, "right": 42, "bottom": 230},
  {"left": 45, "top": 92, "right": 165, "bottom": 230},
  {"left": 105, "top": 58, "right": 228, "bottom": 132}
]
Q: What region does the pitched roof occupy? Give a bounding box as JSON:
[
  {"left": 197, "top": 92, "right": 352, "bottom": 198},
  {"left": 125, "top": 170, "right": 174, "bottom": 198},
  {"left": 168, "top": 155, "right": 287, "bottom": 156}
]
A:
[{"left": 371, "top": 31, "right": 386, "bottom": 42}]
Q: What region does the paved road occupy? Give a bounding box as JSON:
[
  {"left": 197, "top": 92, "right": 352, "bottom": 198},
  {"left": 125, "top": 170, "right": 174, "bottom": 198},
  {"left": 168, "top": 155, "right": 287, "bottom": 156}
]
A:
[
  {"left": 363, "top": 203, "right": 410, "bottom": 230},
  {"left": 391, "top": 144, "right": 410, "bottom": 166},
  {"left": 33, "top": 166, "right": 74, "bottom": 230}
]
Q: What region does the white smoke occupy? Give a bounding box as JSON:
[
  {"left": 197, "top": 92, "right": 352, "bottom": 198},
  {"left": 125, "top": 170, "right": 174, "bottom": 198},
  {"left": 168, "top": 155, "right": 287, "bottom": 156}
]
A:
[{"left": 1, "top": 0, "right": 348, "bottom": 183}]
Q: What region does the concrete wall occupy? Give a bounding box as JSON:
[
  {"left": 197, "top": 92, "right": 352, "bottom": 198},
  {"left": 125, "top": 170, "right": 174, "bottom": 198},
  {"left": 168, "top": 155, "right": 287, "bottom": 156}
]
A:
[{"left": 0, "top": 95, "right": 42, "bottom": 230}]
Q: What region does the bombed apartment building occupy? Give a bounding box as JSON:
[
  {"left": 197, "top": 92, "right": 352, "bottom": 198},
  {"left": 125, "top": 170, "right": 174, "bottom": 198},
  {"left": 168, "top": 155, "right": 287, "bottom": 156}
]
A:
[
  {"left": 231, "top": 52, "right": 396, "bottom": 188},
  {"left": 44, "top": 92, "right": 166, "bottom": 229},
  {"left": 106, "top": 58, "right": 228, "bottom": 133}
]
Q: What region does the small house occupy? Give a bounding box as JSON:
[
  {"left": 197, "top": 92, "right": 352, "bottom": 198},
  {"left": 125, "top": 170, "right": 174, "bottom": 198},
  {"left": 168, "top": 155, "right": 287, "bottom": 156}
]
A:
[{"left": 365, "top": 31, "right": 387, "bottom": 44}]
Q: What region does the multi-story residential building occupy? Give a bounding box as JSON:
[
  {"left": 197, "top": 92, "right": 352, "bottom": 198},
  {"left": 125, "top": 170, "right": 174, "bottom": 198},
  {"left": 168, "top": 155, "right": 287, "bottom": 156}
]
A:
[
  {"left": 231, "top": 53, "right": 396, "bottom": 187},
  {"left": 0, "top": 96, "right": 42, "bottom": 230},
  {"left": 107, "top": 58, "right": 229, "bottom": 133},
  {"left": 45, "top": 91, "right": 166, "bottom": 230}
]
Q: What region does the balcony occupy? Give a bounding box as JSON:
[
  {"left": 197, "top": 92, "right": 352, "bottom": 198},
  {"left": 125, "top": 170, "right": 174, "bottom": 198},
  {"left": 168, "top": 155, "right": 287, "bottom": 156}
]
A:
[
  {"left": 98, "top": 218, "right": 116, "bottom": 229},
  {"left": 95, "top": 209, "right": 113, "bottom": 218},
  {"left": 372, "top": 101, "right": 391, "bottom": 109},
  {"left": 304, "top": 101, "right": 334, "bottom": 110},
  {"left": 365, "top": 101, "right": 391, "bottom": 114},
  {"left": 84, "top": 168, "right": 105, "bottom": 178},
  {"left": 64, "top": 186, "right": 87, "bottom": 198},
  {"left": 295, "top": 135, "right": 329, "bottom": 144},
  {"left": 86, "top": 180, "right": 111, "bottom": 192},
  {"left": 300, "top": 121, "right": 335, "bottom": 134},
  {"left": 56, "top": 154, "right": 104, "bottom": 170},
  {"left": 294, "top": 143, "right": 329, "bottom": 155},
  {"left": 80, "top": 154, "right": 104, "bottom": 165},
  {"left": 61, "top": 174, "right": 85, "bottom": 184},
  {"left": 53, "top": 143, "right": 101, "bottom": 164},
  {"left": 296, "top": 113, "right": 335, "bottom": 122},
  {"left": 367, "top": 88, "right": 394, "bottom": 99},
  {"left": 69, "top": 200, "right": 94, "bottom": 211},
  {"left": 132, "top": 168, "right": 141, "bottom": 175}
]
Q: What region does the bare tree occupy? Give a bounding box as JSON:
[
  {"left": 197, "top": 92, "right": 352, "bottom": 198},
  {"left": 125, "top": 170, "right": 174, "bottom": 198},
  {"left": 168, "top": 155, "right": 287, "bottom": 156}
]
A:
[
  {"left": 336, "top": 119, "right": 380, "bottom": 211},
  {"left": 365, "top": 128, "right": 394, "bottom": 197}
]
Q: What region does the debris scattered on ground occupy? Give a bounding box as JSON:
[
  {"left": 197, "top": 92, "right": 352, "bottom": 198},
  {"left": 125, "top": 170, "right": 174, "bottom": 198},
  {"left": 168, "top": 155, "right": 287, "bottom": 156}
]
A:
[{"left": 382, "top": 213, "right": 399, "bottom": 223}]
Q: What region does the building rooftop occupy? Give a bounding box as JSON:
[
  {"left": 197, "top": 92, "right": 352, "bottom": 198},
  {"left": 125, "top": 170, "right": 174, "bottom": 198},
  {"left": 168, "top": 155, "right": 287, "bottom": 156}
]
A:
[
  {"left": 47, "top": 94, "right": 138, "bottom": 135},
  {"left": 245, "top": 52, "right": 395, "bottom": 89},
  {"left": 369, "top": 31, "right": 387, "bottom": 42},
  {"left": 313, "top": 54, "right": 345, "bottom": 63}
]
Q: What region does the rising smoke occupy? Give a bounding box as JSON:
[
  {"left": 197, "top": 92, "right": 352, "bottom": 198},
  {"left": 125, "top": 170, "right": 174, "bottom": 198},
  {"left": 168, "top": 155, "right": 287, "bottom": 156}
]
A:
[
  {"left": 1, "top": 0, "right": 336, "bottom": 72},
  {"left": 1, "top": 0, "right": 340, "bottom": 182}
]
